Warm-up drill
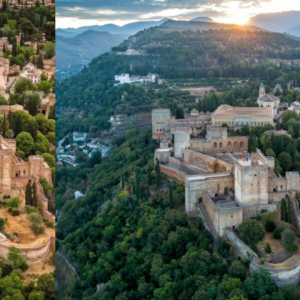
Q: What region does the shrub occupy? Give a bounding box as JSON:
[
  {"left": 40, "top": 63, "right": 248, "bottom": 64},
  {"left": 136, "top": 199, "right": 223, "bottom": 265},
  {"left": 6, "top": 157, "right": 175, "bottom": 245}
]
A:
[
  {"left": 25, "top": 205, "right": 38, "bottom": 214},
  {"left": 10, "top": 209, "right": 20, "bottom": 216},
  {"left": 265, "top": 221, "right": 276, "bottom": 232},
  {"left": 29, "top": 213, "right": 43, "bottom": 224},
  {"left": 273, "top": 228, "right": 283, "bottom": 239},
  {"left": 6, "top": 198, "right": 21, "bottom": 208},
  {"left": 265, "top": 243, "right": 272, "bottom": 253},
  {"left": 259, "top": 258, "right": 265, "bottom": 264},
  {"left": 45, "top": 221, "right": 54, "bottom": 228},
  {"left": 31, "top": 223, "right": 45, "bottom": 235},
  {"left": 285, "top": 243, "right": 299, "bottom": 252},
  {"left": 0, "top": 218, "right": 6, "bottom": 230},
  {"left": 282, "top": 229, "right": 297, "bottom": 245}
]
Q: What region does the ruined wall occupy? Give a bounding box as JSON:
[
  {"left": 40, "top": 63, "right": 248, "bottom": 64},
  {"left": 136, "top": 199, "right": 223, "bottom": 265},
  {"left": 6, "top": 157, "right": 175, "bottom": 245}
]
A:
[
  {"left": 286, "top": 172, "right": 300, "bottom": 192},
  {"left": 225, "top": 227, "right": 258, "bottom": 261},
  {"left": 0, "top": 148, "right": 12, "bottom": 191},
  {"left": 0, "top": 237, "right": 52, "bottom": 262},
  {"left": 250, "top": 254, "right": 300, "bottom": 286}
]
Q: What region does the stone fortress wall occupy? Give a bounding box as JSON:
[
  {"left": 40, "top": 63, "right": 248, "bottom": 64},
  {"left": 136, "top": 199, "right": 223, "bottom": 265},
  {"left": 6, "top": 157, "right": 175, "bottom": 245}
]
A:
[{"left": 0, "top": 233, "right": 55, "bottom": 262}]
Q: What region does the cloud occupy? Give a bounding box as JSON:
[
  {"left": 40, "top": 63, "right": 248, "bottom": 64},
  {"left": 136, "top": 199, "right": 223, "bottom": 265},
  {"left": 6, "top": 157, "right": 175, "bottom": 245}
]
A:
[{"left": 56, "top": 0, "right": 300, "bottom": 28}]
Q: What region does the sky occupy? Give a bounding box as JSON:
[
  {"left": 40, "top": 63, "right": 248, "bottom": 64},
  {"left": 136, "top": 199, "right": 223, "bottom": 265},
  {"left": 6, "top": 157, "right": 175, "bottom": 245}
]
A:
[{"left": 56, "top": 0, "right": 300, "bottom": 29}]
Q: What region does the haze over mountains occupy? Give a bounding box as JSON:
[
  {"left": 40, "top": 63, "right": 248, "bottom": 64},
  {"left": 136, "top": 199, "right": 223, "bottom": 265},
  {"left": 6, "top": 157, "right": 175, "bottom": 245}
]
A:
[
  {"left": 247, "top": 11, "right": 300, "bottom": 33},
  {"left": 57, "top": 11, "right": 300, "bottom": 80}
]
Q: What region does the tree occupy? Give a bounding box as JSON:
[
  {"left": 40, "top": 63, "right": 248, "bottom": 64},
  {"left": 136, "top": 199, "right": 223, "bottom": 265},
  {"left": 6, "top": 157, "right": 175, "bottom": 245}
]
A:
[
  {"left": 16, "top": 132, "right": 34, "bottom": 156},
  {"left": 240, "top": 125, "right": 249, "bottom": 136},
  {"left": 228, "top": 261, "right": 247, "bottom": 280},
  {"left": 155, "top": 159, "right": 161, "bottom": 186},
  {"left": 29, "top": 291, "right": 45, "bottom": 300},
  {"left": 238, "top": 219, "right": 265, "bottom": 245},
  {"left": 287, "top": 198, "right": 293, "bottom": 224},
  {"left": 32, "top": 182, "right": 38, "bottom": 208},
  {"left": 36, "top": 274, "right": 55, "bottom": 299},
  {"left": 248, "top": 130, "right": 257, "bottom": 153},
  {"left": 37, "top": 52, "right": 44, "bottom": 69},
  {"left": 278, "top": 152, "right": 292, "bottom": 172},
  {"left": 281, "top": 229, "right": 296, "bottom": 245},
  {"left": 169, "top": 186, "right": 174, "bottom": 209},
  {"left": 281, "top": 198, "right": 287, "bottom": 222},
  {"left": 25, "top": 182, "right": 33, "bottom": 206}
]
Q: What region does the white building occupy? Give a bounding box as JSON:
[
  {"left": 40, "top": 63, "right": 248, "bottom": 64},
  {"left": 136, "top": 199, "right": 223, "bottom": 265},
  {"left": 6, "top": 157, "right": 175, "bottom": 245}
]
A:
[
  {"left": 73, "top": 132, "right": 87, "bottom": 142},
  {"left": 74, "top": 191, "right": 84, "bottom": 200},
  {"left": 20, "top": 63, "right": 42, "bottom": 84},
  {"left": 257, "top": 83, "right": 280, "bottom": 117},
  {"left": 114, "top": 73, "right": 156, "bottom": 86}
]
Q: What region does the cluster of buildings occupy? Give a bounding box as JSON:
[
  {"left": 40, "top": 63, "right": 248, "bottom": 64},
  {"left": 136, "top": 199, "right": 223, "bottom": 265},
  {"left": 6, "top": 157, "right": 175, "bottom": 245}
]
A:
[
  {"left": 152, "top": 84, "right": 300, "bottom": 238},
  {"left": 114, "top": 73, "right": 157, "bottom": 86},
  {"left": 57, "top": 132, "right": 111, "bottom": 167},
  {"left": 152, "top": 85, "right": 300, "bottom": 285}
]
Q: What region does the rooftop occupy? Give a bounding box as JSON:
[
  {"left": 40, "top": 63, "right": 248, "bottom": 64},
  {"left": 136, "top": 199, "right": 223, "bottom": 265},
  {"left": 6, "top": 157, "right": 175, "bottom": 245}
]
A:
[{"left": 213, "top": 105, "right": 273, "bottom": 118}]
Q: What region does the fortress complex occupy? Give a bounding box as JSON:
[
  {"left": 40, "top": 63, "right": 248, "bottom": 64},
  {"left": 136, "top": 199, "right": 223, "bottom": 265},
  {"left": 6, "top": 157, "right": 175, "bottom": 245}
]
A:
[
  {"left": 0, "top": 135, "right": 52, "bottom": 198},
  {"left": 152, "top": 105, "right": 299, "bottom": 237}
]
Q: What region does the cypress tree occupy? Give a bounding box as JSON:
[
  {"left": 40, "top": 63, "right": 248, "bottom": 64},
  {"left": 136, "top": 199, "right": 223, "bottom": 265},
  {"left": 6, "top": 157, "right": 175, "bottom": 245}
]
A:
[
  {"left": 169, "top": 186, "right": 174, "bottom": 209},
  {"left": 155, "top": 160, "right": 161, "bottom": 186},
  {"left": 37, "top": 52, "right": 44, "bottom": 69},
  {"left": 121, "top": 174, "right": 124, "bottom": 189},
  {"left": 276, "top": 136, "right": 284, "bottom": 155},
  {"left": 2, "top": 114, "right": 7, "bottom": 138},
  {"left": 14, "top": 114, "right": 23, "bottom": 136},
  {"left": 20, "top": 33, "right": 24, "bottom": 46},
  {"left": 287, "top": 198, "right": 293, "bottom": 224},
  {"left": 12, "top": 38, "right": 17, "bottom": 57},
  {"left": 25, "top": 182, "right": 33, "bottom": 206},
  {"left": 32, "top": 182, "right": 38, "bottom": 208},
  {"left": 281, "top": 198, "right": 287, "bottom": 222},
  {"left": 292, "top": 143, "right": 297, "bottom": 165},
  {"left": 8, "top": 111, "right": 14, "bottom": 132}
]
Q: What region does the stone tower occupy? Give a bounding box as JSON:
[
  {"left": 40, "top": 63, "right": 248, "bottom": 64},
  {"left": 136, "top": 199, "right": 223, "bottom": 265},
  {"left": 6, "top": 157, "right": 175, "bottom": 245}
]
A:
[
  {"left": 259, "top": 82, "right": 265, "bottom": 99},
  {"left": 173, "top": 123, "right": 191, "bottom": 159},
  {"left": 152, "top": 109, "right": 171, "bottom": 140},
  {"left": 234, "top": 155, "right": 269, "bottom": 206}
]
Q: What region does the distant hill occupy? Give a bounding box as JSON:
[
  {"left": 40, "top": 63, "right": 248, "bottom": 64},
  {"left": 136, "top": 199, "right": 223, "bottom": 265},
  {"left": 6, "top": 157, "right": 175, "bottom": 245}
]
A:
[
  {"left": 288, "top": 25, "right": 300, "bottom": 37},
  {"left": 248, "top": 11, "right": 300, "bottom": 32},
  {"left": 56, "top": 30, "right": 125, "bottom": 78},
  {"left": 159, "top": 20, "right": 265, "bottom": 31},
  {"left": 190, "top": 16, "right": 215, "bottom": 22},
  {"left": 57, "top": 19, "right": 170, "bottom": 36}
]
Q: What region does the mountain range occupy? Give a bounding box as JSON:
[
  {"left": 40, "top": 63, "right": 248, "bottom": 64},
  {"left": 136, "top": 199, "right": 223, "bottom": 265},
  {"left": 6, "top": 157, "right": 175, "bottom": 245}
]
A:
[
  {"left": 56, "top": 30, "right": 124, "bottom": 76},
  {"left": 247, "top": 11, "right": 300, "bottom": 33}
]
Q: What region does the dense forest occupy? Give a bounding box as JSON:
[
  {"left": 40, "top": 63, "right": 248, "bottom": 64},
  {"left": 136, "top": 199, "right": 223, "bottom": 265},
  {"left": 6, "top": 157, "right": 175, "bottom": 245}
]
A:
[{"left": 56, "top": 129, "right": 300, "bottom": 299}]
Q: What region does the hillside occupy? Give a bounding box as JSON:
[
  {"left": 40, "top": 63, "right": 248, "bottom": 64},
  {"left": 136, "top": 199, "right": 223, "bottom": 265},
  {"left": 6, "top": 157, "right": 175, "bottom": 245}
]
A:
[
  {"left": 288, "top": 25, "right": 300, "bottom": 38},
  {"left": 248, "top": 11, "right": 300, "bottom": 32},
  {"left": 159, "top": 19, "right": 265, "bottom": 31},
  {"left": 56, "top": 27, "right": 300, "bottom": 140},
  {"left": 56, "top": 30, "right": 125, "bottom": 79}
]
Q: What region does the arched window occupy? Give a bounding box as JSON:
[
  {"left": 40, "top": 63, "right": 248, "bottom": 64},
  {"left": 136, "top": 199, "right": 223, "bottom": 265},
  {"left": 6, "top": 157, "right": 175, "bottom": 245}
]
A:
[
  {"left": 234, "top": 141, "right": 238, "bottom": 147},
  {"left": 199, "top": 197, "right": 203, "bottom": 203},
  {"left": 214, "top": 142, "right": 217, "bottom": 148},
  {"left": 240, "top": 141, "right": 244, "bottom": 148},
  {"left": 219, "top": 142, "right": 222, "bottom": 148},
  {"left": 228, "top": 142, "right": 232, "bottom": 147}
]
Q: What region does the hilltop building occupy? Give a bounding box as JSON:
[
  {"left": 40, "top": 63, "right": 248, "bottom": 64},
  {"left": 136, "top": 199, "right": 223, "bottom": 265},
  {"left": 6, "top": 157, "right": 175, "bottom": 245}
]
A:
[
  {"left": 20, "top": 63, "right": 42, "bottom": 84},
  {"left": 0, "top": 135, "right": 52, "bottom": 196},
  {"left": 152, "top": 106, "right": 299, "bottom": 237},
  {"left": 257, "top": 83, "right": 280, "bottom": 117},
  {"left": 114, "top": 73, "right": 156, "bottom": 86}
]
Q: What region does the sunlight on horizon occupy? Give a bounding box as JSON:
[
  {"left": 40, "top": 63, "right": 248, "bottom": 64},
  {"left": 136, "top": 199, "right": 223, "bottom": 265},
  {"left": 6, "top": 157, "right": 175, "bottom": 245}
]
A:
[{"left": 56, "top": 0, "right": 300, "bottom": 29}]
